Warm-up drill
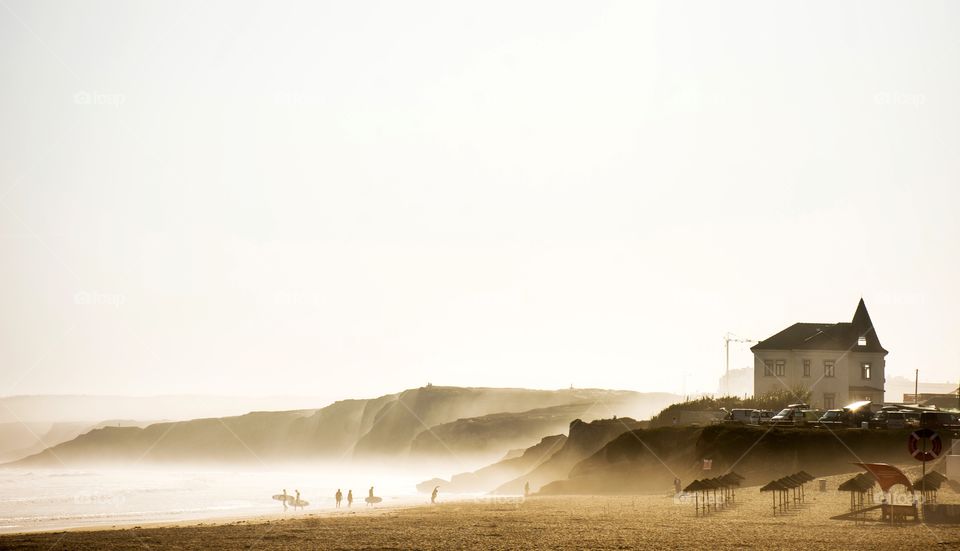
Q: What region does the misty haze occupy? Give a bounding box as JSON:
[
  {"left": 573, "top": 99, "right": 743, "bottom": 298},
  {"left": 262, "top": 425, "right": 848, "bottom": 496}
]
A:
[{"left": 2, "top": 1, "right": 959, "bottom": 550}]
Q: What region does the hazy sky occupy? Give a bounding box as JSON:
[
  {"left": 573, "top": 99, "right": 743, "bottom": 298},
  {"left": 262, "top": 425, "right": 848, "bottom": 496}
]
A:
[{"left": 1, "top": 1, "right": 958, "bottom": 403}]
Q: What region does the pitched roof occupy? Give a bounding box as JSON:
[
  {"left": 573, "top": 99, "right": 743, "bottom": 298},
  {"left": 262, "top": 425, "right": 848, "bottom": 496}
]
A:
[{"left": 750, "top": 299, "right": 887, "bottom": 354}]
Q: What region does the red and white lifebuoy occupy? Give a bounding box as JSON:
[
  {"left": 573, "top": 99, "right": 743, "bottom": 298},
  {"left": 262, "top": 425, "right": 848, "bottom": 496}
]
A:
[{"left": 908, "top": 428, "right": 942, "bottom": 462}]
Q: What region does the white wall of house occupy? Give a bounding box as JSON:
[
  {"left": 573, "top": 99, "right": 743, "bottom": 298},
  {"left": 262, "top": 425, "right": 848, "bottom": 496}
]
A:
[{"left": 753, "top": 349, "right": 885, "bottom": 408}]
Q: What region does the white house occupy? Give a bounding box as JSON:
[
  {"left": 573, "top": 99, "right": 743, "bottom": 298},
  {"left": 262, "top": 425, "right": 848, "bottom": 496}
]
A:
[{"left": 751, "top": 299, "right": 887, "bottom": 409}]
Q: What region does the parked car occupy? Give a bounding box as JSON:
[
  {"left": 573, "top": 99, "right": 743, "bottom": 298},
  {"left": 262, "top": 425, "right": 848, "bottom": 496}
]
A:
[
  {"left": 868, "top": 410, "right": 907, "bottom": 429},
  {"left": 920, "top": 411, "right": 960, "bottom": 430},
  {"left": 749, "top": 409, "right": 774, "bottom": 425},
  {"left": 846, "top": 402, "right": 876, "bottom": 427},
  {"left": 722, "top": 408, "right": 755, "bottom": 424},
  {"left": 817, "top": 409, "right": 846, "bottom": 427},
  {"left": 771, "top": 406, "right": 822, "bottom": 427},
  {"left": 799, "top": 409, "right": 824, "bottom": 425},
  {"left": 901, "top": 410, "right": 921, "bottom": 427}
]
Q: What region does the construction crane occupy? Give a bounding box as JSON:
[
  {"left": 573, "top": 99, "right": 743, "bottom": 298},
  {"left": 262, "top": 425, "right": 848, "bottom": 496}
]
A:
[{"left": 723, "top": 333, "right": 756, "bottom": 396}]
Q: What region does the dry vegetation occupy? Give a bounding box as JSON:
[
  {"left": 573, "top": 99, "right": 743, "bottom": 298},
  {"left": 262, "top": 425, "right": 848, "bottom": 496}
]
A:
[{"left": 3, "top": 472, "right": 960, "bottom": 550}]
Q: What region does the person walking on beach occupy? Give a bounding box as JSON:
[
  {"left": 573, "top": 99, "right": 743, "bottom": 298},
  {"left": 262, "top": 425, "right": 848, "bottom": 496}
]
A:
[
  {"left": 431, "top": 486, "right": 439, "bottom": 504},
  {"left": 335, "top": 489, "right": 343, "bottom": 508},
  {"left": 295, "top": 489, "right": 301, "bottom": 511},
  {"left": 674, "top": 478, "right": 682, "bottom": 495},
  {"left": 524, "top": 482, "right": 530, "bottom": 497},
  {"left": 347, "top": 489, "right": 353, "bottom": 507},
  {"left": 282, "top": 488, "right": 289, "bottom": 512}
]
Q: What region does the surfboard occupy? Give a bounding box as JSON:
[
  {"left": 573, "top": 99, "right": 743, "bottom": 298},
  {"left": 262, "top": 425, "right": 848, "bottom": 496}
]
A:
[
  {"left": 272, "top": 494, "right": 296, "bottom": 504},
  {"left": 365, "top": 496, "right": 383, "bottom": 504},
  {"left": 291, "top": 499, "right": 309, "bottom": 507}
]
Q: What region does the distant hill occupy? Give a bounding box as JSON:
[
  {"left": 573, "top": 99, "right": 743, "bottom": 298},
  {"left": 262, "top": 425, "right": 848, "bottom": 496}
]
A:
[
  {"left": 492, "top": 417, "right": 645, "bottom": 495},
  {"left": 7, "top": 386, "right": 680, "bottom": 467},
  {"left": 351, "top": 387, "right": 673, "bottom": 458},
  {"left": 408, "top": 392, "right": 676, "bottom": 461},
  {"left": 418, "top": 415, "right": 652, "bottom": 495},
  {"left": 417, "top": 434, "right": 568, "bottom": 494},
  {"left": 0, "top": 420, "right": 154, "bottom": 463},
  {"left": 0, "top": 394, "right": 333, "bottom": 424}
]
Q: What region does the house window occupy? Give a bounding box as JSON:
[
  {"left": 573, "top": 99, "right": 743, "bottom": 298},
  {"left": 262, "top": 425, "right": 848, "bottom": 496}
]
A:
[
  {"left": 823, "top": 393, "right": 836, "bottom": 409},
  {"left": 861, "top": 362, "right": 871, "bottom": 380},
  {"left": 802, "top": 360, "right": 811, "bottom": 377},
  {"left": 774, "top": 360, "right": 785, "bottom": 377},
  {"left": 764, "top": 360, "right": 773, "bottom": 376},
  {"left": 824, "top": 360, "right": 835, "bottom": 378},
  {"left": 858, "top": 336, "right": 867, "bottom": 346}
]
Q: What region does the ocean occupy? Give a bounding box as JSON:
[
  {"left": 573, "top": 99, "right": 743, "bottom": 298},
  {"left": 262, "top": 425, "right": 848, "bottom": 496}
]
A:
[{"left": 0, "top": 467, "right": 433, "bottom": 533}]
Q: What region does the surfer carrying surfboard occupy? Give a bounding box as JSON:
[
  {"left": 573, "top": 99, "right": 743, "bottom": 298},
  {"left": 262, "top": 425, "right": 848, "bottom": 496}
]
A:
[
  {"left": 272, "top": 490, "right": 308, "bottom": 510},
  {"left": 347, "top": 489, "right": 353, "bottom": 507},
  {"left": 335, "top": 489, "right": 342, "bottom": 508}
]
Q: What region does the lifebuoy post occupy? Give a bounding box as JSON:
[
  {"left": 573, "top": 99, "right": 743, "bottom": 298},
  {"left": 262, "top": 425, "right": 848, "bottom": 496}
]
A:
[{"left": 908, "top": 428, "right": 943, "bottom": 518}]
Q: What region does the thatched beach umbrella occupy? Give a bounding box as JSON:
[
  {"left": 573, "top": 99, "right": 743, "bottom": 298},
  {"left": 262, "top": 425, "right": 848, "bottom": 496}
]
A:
[
  {"left": 719, "top": 473, "right": 742, "bottom": 503},
  {"left": 760, "top": 480, "right": 788, "bottom": 515},
  {"left": 725, "top": 471, "right": 745, "bottom": 502},
  {"left": 913, "top": 471, "right": 946, "bottom": 504},
  {"left": 683, "top": 479, "right": 705, "bottom": 516},
  {"left": 838, "top": 476, "right": 865, "bottom": 510},
  {"left": 838, "top": 473, "right": 876, "bottom": 511},
  {"left": 794, "top": 471, "right": 814, "bottom": 502},
  {"left": 700, "top": 478, "right": 721, "bottom": 512},
  {"left": 776, "top": 476, "right": 800, "bottom": 507}
]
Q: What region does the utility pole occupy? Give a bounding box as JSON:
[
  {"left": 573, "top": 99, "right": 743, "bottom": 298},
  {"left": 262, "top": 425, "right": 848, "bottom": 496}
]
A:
[
  {"left": 914, "top": 369, "right": 918, "bottom": 403},
  {"left": 724, "top": 333, "right": 756, "bottom": 396}
]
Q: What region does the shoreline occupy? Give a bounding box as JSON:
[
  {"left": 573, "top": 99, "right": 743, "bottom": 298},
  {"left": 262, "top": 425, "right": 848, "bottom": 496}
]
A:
[{"left": 1, "top": 495, "right": 492, "bottom": 537}]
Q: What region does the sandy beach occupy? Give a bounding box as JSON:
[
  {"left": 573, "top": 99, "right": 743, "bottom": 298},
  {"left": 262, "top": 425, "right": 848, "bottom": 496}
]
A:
[{"left": 4, "top": 473, "right": 960, "bottom": 550}]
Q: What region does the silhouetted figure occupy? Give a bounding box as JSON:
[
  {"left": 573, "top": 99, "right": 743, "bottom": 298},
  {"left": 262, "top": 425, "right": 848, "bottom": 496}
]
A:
[
  {"left": 347, "top": 489, "right": 353, "bottom": 507},
  {"left": 366, "top": 486, "right": 381, "bottom": 506},
  {"left": 335, "top": 489, "right": 343, "bottom": 508},
  {"left": 282, "top": 488, "right": 288, "bottom": 511},
  {"left": 674, "top": 478, "right": 681, "bottom": 495},
  {"left": 295, "top": 489, "right": 301, "bottom": 511},
  {"left": 524, "top": 482, "right": 530, "bottom": 497},
  {"left": 431, "top": 486, "right": 439, "bottom": 504}
]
